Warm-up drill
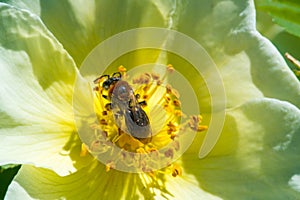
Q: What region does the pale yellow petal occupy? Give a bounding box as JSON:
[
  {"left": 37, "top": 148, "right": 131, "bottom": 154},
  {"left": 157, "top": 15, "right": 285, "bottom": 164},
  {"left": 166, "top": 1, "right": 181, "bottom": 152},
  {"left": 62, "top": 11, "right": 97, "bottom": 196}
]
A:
[{"left": 0, "top": 3, "right": 93, "bottom": 175}]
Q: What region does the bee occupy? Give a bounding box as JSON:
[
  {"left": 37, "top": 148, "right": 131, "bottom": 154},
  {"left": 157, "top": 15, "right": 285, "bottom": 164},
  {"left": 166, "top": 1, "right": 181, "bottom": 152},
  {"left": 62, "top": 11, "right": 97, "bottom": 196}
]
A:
[{"left": 94, "top": 72, "right": 151, "bottom": 140}]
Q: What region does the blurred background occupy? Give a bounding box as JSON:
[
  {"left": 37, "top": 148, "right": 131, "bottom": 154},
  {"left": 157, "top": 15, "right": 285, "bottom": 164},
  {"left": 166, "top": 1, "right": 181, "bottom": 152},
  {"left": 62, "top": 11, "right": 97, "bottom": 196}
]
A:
[{"left": 255, "top": 0, "right": 300, "bottom": 80}]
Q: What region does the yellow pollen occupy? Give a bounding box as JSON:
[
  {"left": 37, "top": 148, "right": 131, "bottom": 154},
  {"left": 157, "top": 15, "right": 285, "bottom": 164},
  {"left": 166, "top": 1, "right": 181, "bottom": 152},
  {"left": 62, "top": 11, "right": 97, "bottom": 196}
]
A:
[
  {"left": 188, "top": 115, "right": 208, "bottom": 132},
  {"left": 117, "top": 133, "right": 144, "bottom": 151},
  {"left": 88, "top": 65, "right": 207, "bottom": 176},
  {"left": 151, "top": 72, "right": 160, "bottom": 80},
  {"left": 118, "top": 65, "right": 127, "bottom": 72},
  {"left": 171, "top": 164, "right": 182, "bottom": 177},
  {"left": 173, "top": 99, "right": 181, "bottom": 107}
]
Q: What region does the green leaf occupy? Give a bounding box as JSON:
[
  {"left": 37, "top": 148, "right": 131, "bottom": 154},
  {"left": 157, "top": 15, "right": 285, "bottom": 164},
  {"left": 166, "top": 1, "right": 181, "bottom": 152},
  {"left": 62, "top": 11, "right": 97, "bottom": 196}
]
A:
[
  {"left": 0, "top": 165, "right": 20, "bottom": 200},
  {"left": 256, "top": 0, "right": 300, "bottom": 38},
  {"left": 0, "top": 164, "right": 19, "bottom": 171}
]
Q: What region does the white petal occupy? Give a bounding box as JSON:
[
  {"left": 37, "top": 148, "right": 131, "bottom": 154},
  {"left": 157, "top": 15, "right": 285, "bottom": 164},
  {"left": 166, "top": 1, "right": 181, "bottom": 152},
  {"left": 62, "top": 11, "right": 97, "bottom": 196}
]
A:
[
  {"left": 0, "top": 3, "right": 93, "bottom": 175},
  {"left": 183, "top": 98, "right": 300, "bottom": 199},
  {"left": 5, "top": 163, "right": 145, "bottom": 199}
]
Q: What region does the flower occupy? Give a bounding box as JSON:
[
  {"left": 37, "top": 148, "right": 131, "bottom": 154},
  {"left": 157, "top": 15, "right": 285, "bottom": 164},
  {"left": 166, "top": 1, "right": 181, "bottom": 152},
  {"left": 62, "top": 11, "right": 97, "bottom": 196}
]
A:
[{"left": 1, "top": 0, "right": 300, "bottom": 199}]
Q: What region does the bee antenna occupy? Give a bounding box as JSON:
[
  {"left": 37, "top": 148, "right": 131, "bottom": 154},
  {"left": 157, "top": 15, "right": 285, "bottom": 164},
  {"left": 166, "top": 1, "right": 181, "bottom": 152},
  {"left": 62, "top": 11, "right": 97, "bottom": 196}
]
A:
[{"left": 94, "top": 74, "right": 110, "bottom": 84}]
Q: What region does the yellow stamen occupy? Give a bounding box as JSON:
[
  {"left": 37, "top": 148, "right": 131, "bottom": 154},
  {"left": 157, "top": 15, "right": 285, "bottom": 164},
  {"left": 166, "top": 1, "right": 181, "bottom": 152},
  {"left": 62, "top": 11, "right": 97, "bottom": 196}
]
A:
[
  {"left": 88, "top": 65, "right": 207, "bottom": 176},
  {"left": 118, "top": 65, "right": 127, "bottom": 72},
  {"left": 171, "top": 164, "right": 182, "bottom": 177}
]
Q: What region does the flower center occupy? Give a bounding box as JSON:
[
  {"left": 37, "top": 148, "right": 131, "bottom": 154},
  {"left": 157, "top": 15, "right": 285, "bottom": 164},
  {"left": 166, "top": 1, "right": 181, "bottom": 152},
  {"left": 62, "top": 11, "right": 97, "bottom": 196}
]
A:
[{"left": 81, "top": 65, "right": 207, "bottom": 175}]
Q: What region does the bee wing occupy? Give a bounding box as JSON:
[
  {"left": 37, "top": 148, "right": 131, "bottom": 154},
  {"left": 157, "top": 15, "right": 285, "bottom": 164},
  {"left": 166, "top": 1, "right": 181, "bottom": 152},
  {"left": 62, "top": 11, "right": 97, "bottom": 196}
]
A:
[{"left": 125, "top": 107, "right": 151, "bottom": 139}]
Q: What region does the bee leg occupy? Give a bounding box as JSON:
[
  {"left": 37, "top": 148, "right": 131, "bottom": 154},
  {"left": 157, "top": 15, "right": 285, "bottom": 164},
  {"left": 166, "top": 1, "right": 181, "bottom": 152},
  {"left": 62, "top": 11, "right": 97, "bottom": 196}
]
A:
[
  {"left": 94, "top": 74, "right": 109, "bottom": 84},
  {"left": 138, "top": 100, "right": 147, "bottom": 106},
  {"left": 135, "top": 94, "right": 147, "bottom": 106},
  {"left": 100, "top": 74, "right": 110, "bottom": 80},
  {"left": 118, "top": 127, "right": 122, "bottom": 135}
]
